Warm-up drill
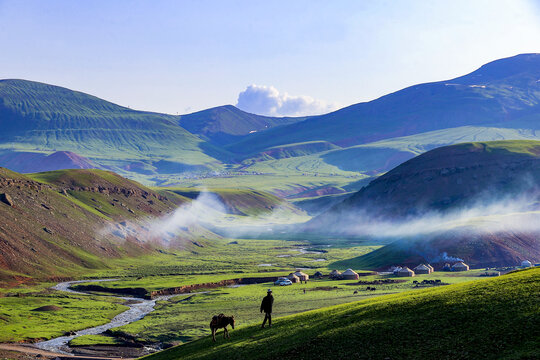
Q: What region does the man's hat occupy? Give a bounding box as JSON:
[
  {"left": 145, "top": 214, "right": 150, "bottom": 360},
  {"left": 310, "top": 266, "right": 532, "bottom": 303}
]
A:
[{"left": 267, "top": 288, "right": 272, "bottom": 293}]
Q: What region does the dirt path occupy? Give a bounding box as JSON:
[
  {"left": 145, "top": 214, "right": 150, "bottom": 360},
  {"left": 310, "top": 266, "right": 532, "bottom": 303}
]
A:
[{"left": 0, "top": 343, "right": 133, "bottom": 360}]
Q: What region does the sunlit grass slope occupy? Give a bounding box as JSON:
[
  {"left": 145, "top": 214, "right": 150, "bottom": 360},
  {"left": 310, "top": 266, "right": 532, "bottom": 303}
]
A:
[
  {"left": 145, "top": 268, "right": 539, "bottom": 360},
  {"left": 0, "top": 79, "right": 224, "bottom": 169}
]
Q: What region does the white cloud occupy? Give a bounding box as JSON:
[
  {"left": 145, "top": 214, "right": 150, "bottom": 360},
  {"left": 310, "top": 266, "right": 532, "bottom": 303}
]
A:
[{"left": 236, "top": 84, "right": 338, "bottom": 117}]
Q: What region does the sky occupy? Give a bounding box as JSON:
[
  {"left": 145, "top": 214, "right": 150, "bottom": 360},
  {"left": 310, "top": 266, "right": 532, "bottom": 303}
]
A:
[{"left": 1, "top": 0, "right": 539, "bottom": 116}]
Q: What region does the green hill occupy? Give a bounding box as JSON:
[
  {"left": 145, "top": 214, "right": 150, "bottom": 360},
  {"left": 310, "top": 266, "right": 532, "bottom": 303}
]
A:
[
  {"left": 327, "top": 140, "right": 540, "bottom": 218},
  {"left": 0, "top": 79, "right": 225, "bottom": 175},
  {"left": 0, "top": 168, "right": 212, "bottom": 285},
  {"left": 166, "top": 188, "right": 304, "bottom": 217},
  {"left": 309, "top": 140, "right": 540, "bottom": 268},
  {"left": 144, "top": 267, "right": 539, "bottom": 360}
]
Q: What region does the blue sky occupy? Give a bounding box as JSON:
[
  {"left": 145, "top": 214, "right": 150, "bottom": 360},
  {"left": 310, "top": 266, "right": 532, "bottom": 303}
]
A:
[{"left": 1, "top": 0, "right": 539, "bottom": 116}]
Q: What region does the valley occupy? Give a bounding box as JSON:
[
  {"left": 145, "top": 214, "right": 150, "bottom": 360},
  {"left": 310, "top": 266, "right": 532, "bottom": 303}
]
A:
[
  {"left": 1, "top": 53, "right": 539, "bottom": 360},
  {"left": 0, "top": 236, "right": 500, "bottom": 358}
]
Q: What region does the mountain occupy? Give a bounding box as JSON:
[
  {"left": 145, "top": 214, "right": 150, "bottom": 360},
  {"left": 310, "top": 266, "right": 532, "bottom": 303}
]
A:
[
  {"left": 146, "top": 268, "right": 540, "bottom": 360},
  {"left": 227, "top": 54, "right": 540, "bottom": 154},
  {"left": 0, "top": 79, "right": 225, "bottom": 175},
  {"left": 178, "top": 105, "right": 306, "bottom": 146},
  {"left": 310, "top": 140, "right": 540, "bottom": 267},
  {"left": 0, "top": 168, "right": 216, "bottom": 285},
  {"left": 224, "top": 54, "right": 540, "bottom": 180},
  {"left": 0, "top": 151, "right": 97, "bottom": 173},
  {"left": 1, "top": 54, "right": 539, "bottom": 192}
]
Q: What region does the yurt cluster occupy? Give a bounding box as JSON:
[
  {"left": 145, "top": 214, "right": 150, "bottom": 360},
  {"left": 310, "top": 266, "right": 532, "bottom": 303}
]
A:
[
  {"left": 287, "top": 271, "right": 310, "bottom": 283},
  {"left": 287, "top": 269, "right": 363, "bottom": 281},
  {"left": 388, "top": 262, "right": 470, "bottom": 277},
  {"left": 328, "top": 269, "right": 361, "bottom": 280}
]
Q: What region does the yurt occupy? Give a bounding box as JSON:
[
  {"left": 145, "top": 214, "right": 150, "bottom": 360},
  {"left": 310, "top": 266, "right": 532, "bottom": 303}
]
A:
[
  {"left": 414, "top": 264, "right": 431, "bottom": 275},
  {"left": 313, "top": 271, "right": 324, "bottom": 278},
  {"left": 287, "top": 273, "right": 300, "bottom": 283},
  {"left": 341, "top": 269, "right": 360, "bottom": 280},
  {"left": 397, "top": 267, "right": 415, "bottom": 277},
  {"left": 521, "top": 260, "right": 532, "bottom": 268},
  {"left": 294, "top": 271, "right": 309, "bottom": 282},
  {"left": 452, "top": 262, "right": 470, "bottom": 272},
  {"left": 392, "top": 266, "right": 403, "bottom": 275},
  {"left": 442, "top": 263, "right": 452, "bottom": 271},
  {"left": 329, "top": 269, "right": 342, "bottom": 279},
  {"left": 426, "top": 264, "right": 435, "bottom": 273}
]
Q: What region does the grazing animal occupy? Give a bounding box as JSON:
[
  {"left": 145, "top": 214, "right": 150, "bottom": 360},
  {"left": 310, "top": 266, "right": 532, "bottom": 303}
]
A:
[
  {"left": 366, "top": 286, "right": 371, "bottom": 291},
  {"left": 370, "top": 287, "right": 376, "bottom": 291},
  {"left": 210, "top": 314, "right": 235, "bottom": 342},
  {"left": 353, "top": 290, "right": 358, "bottom": 294}
]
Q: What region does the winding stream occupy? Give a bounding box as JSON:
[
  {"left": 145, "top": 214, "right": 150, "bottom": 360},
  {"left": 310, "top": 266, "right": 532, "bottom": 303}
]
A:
[
  {"left": 34, "top": 246, "right": 328, "bottom": 354},
  {"left": 35, "top": 279, "right": 191, "bottom": 355}
]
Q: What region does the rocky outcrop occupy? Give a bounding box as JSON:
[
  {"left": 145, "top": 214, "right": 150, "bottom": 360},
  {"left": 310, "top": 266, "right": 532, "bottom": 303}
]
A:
[
  {"left": 0, "top": 193, "right": 14, "bottom": 207},
  {"left": 61, "top": 186, "right": 167, "bottom": 201}
]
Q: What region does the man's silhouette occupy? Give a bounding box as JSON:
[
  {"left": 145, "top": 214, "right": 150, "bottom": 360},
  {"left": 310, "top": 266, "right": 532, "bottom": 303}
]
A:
[{"left": 260, "top": 288, "right": 274, "bottom": 328}]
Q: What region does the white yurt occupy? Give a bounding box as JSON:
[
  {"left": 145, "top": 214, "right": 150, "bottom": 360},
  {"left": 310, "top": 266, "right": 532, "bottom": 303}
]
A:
[
  {"left": 341, "top": 269, "right": 360, "bottom": 280},
  {"left": 452, "top": 262, "right": 470, "bottom": 272},
  {"left": 397, "top": 267, "right": 415, "bottom": 277}
]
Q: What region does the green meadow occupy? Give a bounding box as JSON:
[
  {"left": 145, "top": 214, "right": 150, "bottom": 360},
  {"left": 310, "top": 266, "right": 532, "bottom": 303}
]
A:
[
  {"left": 0, "top": 235, "right": 526, "bottom": 351},
  {"left": 107, "top": 269, "right": 488, "bottom": 345},
  {"left": 0, "top": 290, "right": 127, "bottom": 342},
  {"left": 145, "top": 268, "right": 540, "bottom": 360}
]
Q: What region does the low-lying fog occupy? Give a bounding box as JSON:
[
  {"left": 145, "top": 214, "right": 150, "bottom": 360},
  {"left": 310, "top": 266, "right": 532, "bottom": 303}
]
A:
[{"left": 100, "top": 191, "right": 540, "bottom": 245}]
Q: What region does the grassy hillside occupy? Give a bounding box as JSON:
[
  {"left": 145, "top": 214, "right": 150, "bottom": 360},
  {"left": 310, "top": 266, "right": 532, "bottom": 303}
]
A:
[
  {"left": 308, "top": 140, "right": 540, "bottom": 268},
  {"left": 165, "top": 188, "right": 304, "bottom": 217},
  {"left": 0, "top": 168, "right": 209, "bottom": 285},
  {"left": 233, "top": 125, "right": 540, "bottom": 181},
  {"left": 145, "top": 267, "right": 539, "bottom": 360},
  {"left": 321, "top": 140, "right": 540, "bottom": 219},
  {"left": 0, "top": 79, "right": 225, "bottom": 174}
]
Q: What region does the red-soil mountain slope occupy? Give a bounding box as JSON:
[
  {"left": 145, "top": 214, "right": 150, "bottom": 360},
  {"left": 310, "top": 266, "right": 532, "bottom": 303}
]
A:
[
  {"left": 0, "top": 151, "right": 98, "bottom": 173},
  {"left": 0, "top": 168, "right": 211, "bottom": 286}
]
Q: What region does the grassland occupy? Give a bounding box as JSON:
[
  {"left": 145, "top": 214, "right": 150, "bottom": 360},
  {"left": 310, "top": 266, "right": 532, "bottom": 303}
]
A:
[
  {"left": 144, "top": 268, "right": 539, "bottom": 360},
  {"left": 108, "top": 269, "right": 488, "bottom": 345},
  {"left": 77, "top": 238, "right": 379, "bottom": 290},
  {"left": 0, "top": 79, "right": 224, "bottom": 171},
  {"left": 0, "top": 239, "right": 376, "bottom": 345},
  {"left": 69, "top": 334, "right": 125, "bottom": 346},
  {"left": 0, "top": 289, "right": 127, "bottom": 342},
  {"left": 0, "top": 233, "right": 521, "bottom": 352}
]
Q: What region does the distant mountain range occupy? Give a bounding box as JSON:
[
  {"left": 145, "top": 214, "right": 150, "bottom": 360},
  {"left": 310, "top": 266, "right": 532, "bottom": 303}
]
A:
[{"left": 1, "top": 54, "right": 539, "bottom": 196}]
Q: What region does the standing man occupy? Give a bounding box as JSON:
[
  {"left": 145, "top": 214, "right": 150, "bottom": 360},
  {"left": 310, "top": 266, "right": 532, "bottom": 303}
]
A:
[{"left": 260, "top": 288, "right": 274, "bottom": 328}]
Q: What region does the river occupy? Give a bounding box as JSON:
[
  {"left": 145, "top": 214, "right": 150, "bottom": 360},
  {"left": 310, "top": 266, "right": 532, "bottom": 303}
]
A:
[{"left": 35, "top": 279, "right": 192, "bottom": 355}]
